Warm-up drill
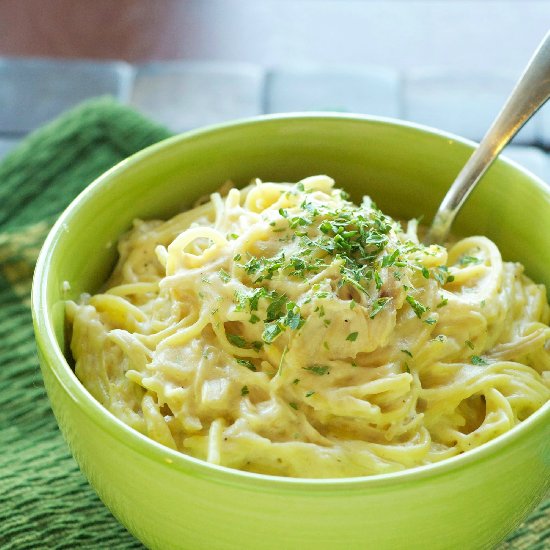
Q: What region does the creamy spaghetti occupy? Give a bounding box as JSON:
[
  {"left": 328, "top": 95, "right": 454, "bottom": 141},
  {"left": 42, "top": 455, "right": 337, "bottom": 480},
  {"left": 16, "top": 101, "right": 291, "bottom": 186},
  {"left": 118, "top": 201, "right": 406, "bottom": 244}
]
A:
[{"left": 67, "top": 176, "right": 550, "bottom": 478}]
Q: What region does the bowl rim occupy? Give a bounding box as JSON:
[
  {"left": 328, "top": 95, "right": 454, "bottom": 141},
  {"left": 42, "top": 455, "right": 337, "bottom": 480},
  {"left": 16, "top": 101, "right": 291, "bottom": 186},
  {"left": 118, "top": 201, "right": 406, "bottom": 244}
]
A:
[{"left": 32, "top": 111, "right": 550, "bottom": 491}]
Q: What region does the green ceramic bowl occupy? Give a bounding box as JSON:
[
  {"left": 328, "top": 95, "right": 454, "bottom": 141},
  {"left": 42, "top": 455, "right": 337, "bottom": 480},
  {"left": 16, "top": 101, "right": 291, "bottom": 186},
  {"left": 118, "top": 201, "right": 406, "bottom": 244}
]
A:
[{"left": 32, "top": 114, "right": 550, "bottom": 550}]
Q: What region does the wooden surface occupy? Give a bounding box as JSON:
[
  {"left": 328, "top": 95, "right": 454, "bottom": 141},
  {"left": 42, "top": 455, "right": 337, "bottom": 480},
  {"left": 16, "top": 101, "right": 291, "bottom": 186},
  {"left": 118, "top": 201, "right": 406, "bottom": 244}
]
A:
[{"left": 0, "top": 0, "right": 191, "bottom": 61}]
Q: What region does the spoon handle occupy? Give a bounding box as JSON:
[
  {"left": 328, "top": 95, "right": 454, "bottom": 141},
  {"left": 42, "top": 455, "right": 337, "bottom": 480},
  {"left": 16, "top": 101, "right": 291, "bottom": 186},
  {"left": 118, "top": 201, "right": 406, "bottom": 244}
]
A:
[{"left": 427, "top": 31, "right": 550, "bottom": 244}]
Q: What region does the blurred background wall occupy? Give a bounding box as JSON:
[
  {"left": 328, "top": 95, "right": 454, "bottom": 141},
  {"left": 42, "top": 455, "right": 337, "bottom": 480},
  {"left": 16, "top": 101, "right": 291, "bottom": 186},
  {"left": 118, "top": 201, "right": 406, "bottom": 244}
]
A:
[
  {"left": 1, "top": 0, "right": 550, "bottom": 180},
  {"left": 0, "top": 0, "right": 548, "bottom": 74}
]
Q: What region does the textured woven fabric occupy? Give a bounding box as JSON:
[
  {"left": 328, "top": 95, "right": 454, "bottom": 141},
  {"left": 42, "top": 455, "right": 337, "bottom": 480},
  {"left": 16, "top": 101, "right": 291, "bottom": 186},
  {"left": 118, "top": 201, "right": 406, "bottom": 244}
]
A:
[
  {"left": 0, "top": 98, "right": 547, "bottom": 550},
  {"left": 0, "top": 98, "right": 169, "bottom": 550}
]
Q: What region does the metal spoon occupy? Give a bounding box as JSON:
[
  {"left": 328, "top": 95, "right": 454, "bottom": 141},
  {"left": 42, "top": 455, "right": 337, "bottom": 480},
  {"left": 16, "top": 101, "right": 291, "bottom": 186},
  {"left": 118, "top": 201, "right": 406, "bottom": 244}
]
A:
[{"left": 427, "top": 31, "right": 550, "bottom": 244}]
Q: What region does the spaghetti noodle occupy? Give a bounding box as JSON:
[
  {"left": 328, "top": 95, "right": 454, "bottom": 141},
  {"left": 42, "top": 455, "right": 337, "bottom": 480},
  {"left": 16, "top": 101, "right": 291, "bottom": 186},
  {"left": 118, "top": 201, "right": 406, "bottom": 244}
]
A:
[{"left": 67, "top": 176, "right": 550, "bottom": 478}]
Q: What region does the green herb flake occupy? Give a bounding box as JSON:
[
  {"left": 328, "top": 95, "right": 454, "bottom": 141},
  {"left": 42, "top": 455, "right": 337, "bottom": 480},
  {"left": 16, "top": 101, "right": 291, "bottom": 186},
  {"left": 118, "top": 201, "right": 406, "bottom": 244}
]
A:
[
  {"left": 434, "top": 265, "right": 455, "bottom": 286},
  {"left": 234, "top": 290, "right": 248, "bottom": 311},
  {"left": 350, "top": 299, "right": 357, "bottom": 310},
  {"left": 465, "top": 340, "right": 474, "bottom": 350},
  {"left": 373, "top": 270, "right": 383, "bottom": 290},
  {"left": 218, "top": 269, "right": 231, "bottom": 283},
  {"left": 249, "top": 314, "right": 261, "bottom": 324},
  {"left": 262, "top": 322, "right": 283, "bottom": 344},
  {"left": 289, "top": 402, "right": 298, "bottom": 410},
  {"left": 233, "top": 253, "right": 242, "bottom": 261},
  {"left": 424, "top": 317, "right": 437, "bottom": 325},
  {"left": 248, "top": 287, "right": 266, "bottom": 311},
  {"left": 303, "top": 364, "right": 330, "bottom": 376},
  {"left": 421, "top": 266, "right": 430, "bottom": 279},
  {"left": 236, "top": 359, "right": 256, "bottom": 371},
  {"left": 228, "top": 233, "right": 239, "bottom": 240},
  {"left": 284, "top": 308, "right": 304, "bottom": 330},
  {"left": 346, "top": 331, "right": 359, "bottom": 342},
  {"left": 404, "top": 363, "right": 410, "bottom": 374},
  {"left": 401, "top": 349, "right": 413, "bottom": 358},
  {"left": 251, "top": 340, "right": 263, "bottom": 352},
  {"left": 266, "top": 292, "right": 287, "bottom": 322},
  {"left": 436, "top": 297, "right": 448, "bottom": 308},
  {"left": 471, "top": 355, "right": 489, "bottom": 366},
  {"left": 292, "top": 378, "right": 300, "bottom": 385},
  {"left": 370, "top": 297, "right": 390, "bottom": 319},
  {"left": 241, "top": 385, "right": 250, "bottom": 396},
  {"left": 459, "top": 255, "right": 482, "bottom": 266},
  {"left": 381, "top": 249, "right": 399, "bottom": 268},
  {"left": 305, "top": 391, "right": 316, "bottom": 398},
  {"left": 228, "top": 334, "right": 248, "bottom": 348},
  {"left": 406, "top": 295, "right": 428, "bottom": 319},
  {"left": 319, "top": 220, "right": 332, "bottom": 234}
]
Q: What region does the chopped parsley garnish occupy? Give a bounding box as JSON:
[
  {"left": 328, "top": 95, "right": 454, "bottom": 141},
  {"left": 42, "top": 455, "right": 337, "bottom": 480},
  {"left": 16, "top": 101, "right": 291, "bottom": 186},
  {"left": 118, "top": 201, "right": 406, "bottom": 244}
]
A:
[
  {"left": 381, "top": 249, "right": 400, "bottom": 267},
  {"left": 236, "top": 358, "right": 256, "bottom": 371},
  {"left": 434, "top": 265, "right": 455, "bottom": 285},
  {"left": 251, "top": 340, "right": 263, "bottom": 351},
  {"left": 266, "top": 293, "right": 287, "bottom": 321},
  {"left": 289, "top": 402, "right": 298, "bottom": 410},
  {"left": 370, "top": 297, "right": 390, "bottom": 319},
  {"left": 226, "top": 184, "right": 455, "bottom": 351},
  {"left": 262, "top": 322, "right": 283, "bottom": 344},
  {"left": 436, "top": 297, "right": 448, "bottom": 308},
  {"left": 248, "top": 287, "right": 266, "bottom": 311},
  {"left": 227, "top": 334, "right": 248, "bottom": 348},
  {"left": 305, "top": 390, "right": 316, "bottom": 397},
  {"left": 241, "top": 385, "right": 250, "bottom": 396},
  {"left": 303, "top": 364, "right": 330, "bottom": 376},
  {"left": 218, "top": 269, "right": 231, "bottom": 283},
  {"left": 459, "top": 255, "right": 482, "bottom": 266},
  {"left": 406, "top": 295, "right": 428, "bottom": 318},
  {"left": 373, "top": 270, "right": 383, "bottom": 290},
  {"left": 471, "top": 355, "right": 489, "bottom": 366},
  {"left": 465, "top": 340, "right": 474, "bottom": 350},
  {"left": 283, "top": 304, "right": 304, "bottom": 330},
  {"left": 401, "top": 349, "right": 413, "bottom": 358}
]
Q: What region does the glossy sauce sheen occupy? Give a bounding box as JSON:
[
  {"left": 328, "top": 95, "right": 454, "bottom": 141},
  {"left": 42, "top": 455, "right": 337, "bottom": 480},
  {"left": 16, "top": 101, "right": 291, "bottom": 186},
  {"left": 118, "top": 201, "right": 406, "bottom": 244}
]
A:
[{"left": 67, "top": 176, "right": 550, "bottom": 478}]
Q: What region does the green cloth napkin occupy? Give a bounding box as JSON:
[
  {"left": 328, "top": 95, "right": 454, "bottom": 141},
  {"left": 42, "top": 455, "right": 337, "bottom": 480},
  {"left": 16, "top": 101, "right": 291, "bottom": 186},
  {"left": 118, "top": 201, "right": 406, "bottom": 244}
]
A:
[{"left": 0, "top": 98, "right": 547, "bottom": 550}]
